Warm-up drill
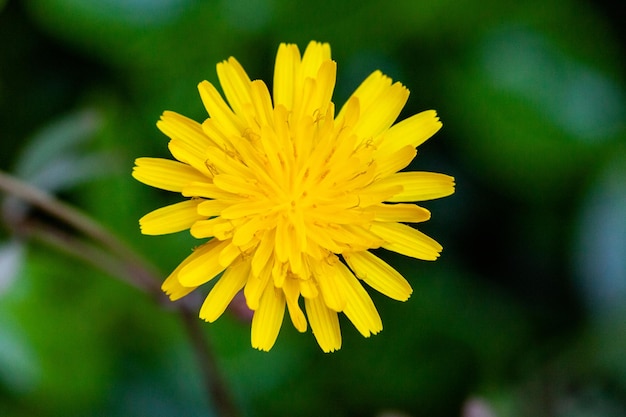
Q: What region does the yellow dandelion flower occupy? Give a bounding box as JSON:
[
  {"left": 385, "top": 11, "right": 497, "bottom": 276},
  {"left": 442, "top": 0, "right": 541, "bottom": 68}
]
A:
[{"left": 132, "top": 41, "right": 455, "bottom": 352}]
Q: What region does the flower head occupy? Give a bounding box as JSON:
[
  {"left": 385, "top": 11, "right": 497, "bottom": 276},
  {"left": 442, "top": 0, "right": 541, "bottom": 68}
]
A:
[{"left": 132, "top": 41, "right": 455, "bottom": 352}]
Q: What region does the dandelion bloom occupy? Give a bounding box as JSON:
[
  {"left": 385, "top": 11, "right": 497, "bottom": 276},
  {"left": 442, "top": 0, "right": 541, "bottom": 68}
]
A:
[{"left": 132, "top": 41, "right": 454, "bottom": 352}]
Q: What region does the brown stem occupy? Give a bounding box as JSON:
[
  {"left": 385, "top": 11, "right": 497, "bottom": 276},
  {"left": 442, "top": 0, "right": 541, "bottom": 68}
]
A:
[
  {"left": 15, "top": 218, "right": 166, "bottom": 301},
  {"left": 180, "top": 306, "right": 242, "bottom": 417},
  {"left": 0, "top": 171, "right": 155, "bottom": 282}
]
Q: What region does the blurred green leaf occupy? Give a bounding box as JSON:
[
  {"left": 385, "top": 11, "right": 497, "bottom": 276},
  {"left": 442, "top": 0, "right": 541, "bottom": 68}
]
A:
[
  {"left": 573, "top": 146, "right": 626, "bottom": 318},
  {"left": 0, "top": 316, "right": 40, "bottom": 395},
  {"left": 447, "top": 25, "right": 623, "bottom": 203},
  {"left": 0, "top": 240, "right": 24, "bottom": 296},
  {"left": 14, "top": 108, "right": 113, "bottom": 192}
]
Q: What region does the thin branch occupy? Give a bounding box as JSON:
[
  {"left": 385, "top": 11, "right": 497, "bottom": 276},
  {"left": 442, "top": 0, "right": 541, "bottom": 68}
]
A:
[
  {"left": 180, "top": 306, "right": 242, "bottom": 417},
  {"left": 16, "top": 218, "right": 166, "bottom": 301},
  {"left": 0, "top": 170, "right": 155, "bottom": 282}
]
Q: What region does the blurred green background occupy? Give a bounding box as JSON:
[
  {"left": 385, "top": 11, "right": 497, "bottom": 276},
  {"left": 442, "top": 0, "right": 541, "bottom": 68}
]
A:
[{"left": 1, "top": 0, "right": 625, "bottom": 416}]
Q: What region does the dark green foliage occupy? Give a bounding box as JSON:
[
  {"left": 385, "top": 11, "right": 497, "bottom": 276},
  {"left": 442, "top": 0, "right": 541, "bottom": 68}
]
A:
[{"left": 1, "top": 0, "right": 625, "bottom": 416}]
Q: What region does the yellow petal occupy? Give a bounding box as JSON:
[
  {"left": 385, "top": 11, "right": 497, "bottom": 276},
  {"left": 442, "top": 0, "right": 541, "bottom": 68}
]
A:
[
  {"left": 132, "top": 158, "right": 207, "bottom": 192},
  {"left": 287, "top": 245, "right": 305, "bottom": 280},
  {"left": 299, "top": 277, "right": 319, "bottom": 299},
  {"left": 199, "top": 259, "right": 249, "bottom": 322},
  {"left": 370, "top": 203, "right": 431, "bottom": 223},
  {"left": 376, "top": 110, "right": 442, "bottom": 156},
  {"left": 157, "top": 111, "right": 211, "bottom": 152},
  {"left": 221, "top": 198, "right": 273, "bottom": 223},
  {"left": 200, "top": 118, "right": 231, "bottom": 152},
  {"left": 370, "top": 222, "right": 442, "bottom": 260},
  {"left": 305, "top": 295, "right": 341, "bottom": 353},
  {"left": 293, "top": 107, "right": 335, "bottom": 174},
  {"left": 161, "top": 259, "right": 198, "bottom": 301},
  {"left": 336, "top": 95, "right": 360, "bottom": 132},
  {"left": 197, "top": 199, "right": 230, "bottom": 216},
  {"left": 139, "top": 199, "right": 204, "bottom": 235},
  {"left": 251, "top": 230, "right": 275, "bottom": 277},
  {"left": 178, "top": 239, "right": 231, "bottom": 287},
  {"left": 310, "top": 256, "right": 346, "bottom": 312},
  {"left": 357, "top": 181, "right": 403, "bottom": 208},
  {"left": 304, "top": 238, "right": 326, "bottom": 261},
  {"left": 216, "top": 57, "right": 253, "bottom": 117},
  {"left": 292, "top": 60, "right": 336, "bottom": 125},
  {"left": 283, "top": 277, "right": 307, "bottom": 332},
  {"left": 182, "top": 181, "right": 237, "bottom": 200},
  {"left": 162, "top": 240, "right": 232, "bottom": 299},
  {"left": 291, "top": 42, "right": 331, "bottom": 116},
  {"left": 305, "top": 223, "right": 344, "bottom": 254},
  {"left": 340, "top": 71, "right": 390, "bottom": 116},
  {"left": 337, "top": 70, "right": 409, "bottom": 138},
  {"left": 190, "top": 217, "right": 234, "bottom": 240},
  {"left": 272, "top": 260, "right": 287, "bottom": 288},
  {"left": 334, "top": 261, "right": 382, "bottom": 337},
  {"left": 311, "top": 60, "right": 336, "bottom": 120},
  {"left": 380, "top": 172, "right": 456, "bottom": 202},
  {"left": 274, "top": 219, "right": 290, "bottom": 263},
  {"left": 373, "top": 145, "right": 416, "bottom": 178},
  {"left": 274, "top": 219, "right": 308, "bottom": 274},
  {"left": 157, "top": 112, "right": 214, "bottom": 177},
  {"left": 245, "top": 259, "right": 272, "bottom": 310},
  {"left": 197, "top": 80, "right": 244, "bottom": 137},
  {"left": 257, "top": 123, "right": 290, "bottom": 189},
  {"left": 250, "top": 80, "right": 275, "bottom": 128},
  {"left": 307, "top": 203, "right": 367, "bottom": 226},
  {"left": 290, "top": 209, "right": 308, "bottom": 259},
  {"left": 218, "top": 241, "right": 242, "bottom": 267},
  {"left": 251, "top": 283, "right": 286, "bottom": 351},
  {"left": 299, "top": 41, "right": 331, "bottom": 84},
  {"left": 292, "top": 78, "right": 317, "bottom": 130},
  {"left": 167, "top": 140, "right": 213, "bottom": 178},
  {"left": 320, "top": 223, "right": 382, "bottom": 251},
  {"left": 231, "top": 215, "right": 267, "bottom": 246},
  {"left": 354, "top": 81, "right": 409, "bottom": 139},
  {"left": 273, "top": 43, "right": 300, "bottom": 110},
  {"left": 213, "top": 174, "right": 265, "bottom": 199},
  {"left": 343, "top": 251, "right": 413, "bottom": 301},
  {"left": 204, "top": 143, "right": 254, "bottom": 179}
]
